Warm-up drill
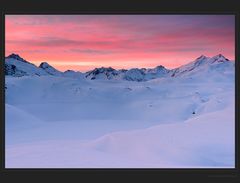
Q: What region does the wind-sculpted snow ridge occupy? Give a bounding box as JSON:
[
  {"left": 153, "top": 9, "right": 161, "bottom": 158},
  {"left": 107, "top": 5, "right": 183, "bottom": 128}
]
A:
[{"left": 5, "top": 53, "right": 234, "bottom": 81}]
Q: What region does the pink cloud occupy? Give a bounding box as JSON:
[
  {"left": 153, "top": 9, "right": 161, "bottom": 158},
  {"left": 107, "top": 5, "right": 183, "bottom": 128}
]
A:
[{"left": 5, "top": 15, "right": 235, "bottom": 72}]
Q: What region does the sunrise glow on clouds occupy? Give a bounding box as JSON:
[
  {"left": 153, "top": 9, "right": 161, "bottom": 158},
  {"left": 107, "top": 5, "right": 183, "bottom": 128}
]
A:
[{"left": 5, "top": 15, "right": 235, "bottom": 72}]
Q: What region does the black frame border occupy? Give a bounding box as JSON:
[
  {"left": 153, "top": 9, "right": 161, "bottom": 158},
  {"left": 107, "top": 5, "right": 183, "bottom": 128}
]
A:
[{"left": 0, "top": 0, "right": 239, "bottom": 182}]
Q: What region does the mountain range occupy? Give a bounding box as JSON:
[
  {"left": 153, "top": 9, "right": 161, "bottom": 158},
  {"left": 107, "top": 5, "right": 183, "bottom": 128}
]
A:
[{"left": 4, "top": 53, "right": 234, "bottom": 81}]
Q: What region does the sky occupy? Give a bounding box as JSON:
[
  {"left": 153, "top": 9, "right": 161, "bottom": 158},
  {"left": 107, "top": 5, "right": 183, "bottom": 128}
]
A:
[{"left": 5, "top": 15, "right": 235, "bottom": 72}]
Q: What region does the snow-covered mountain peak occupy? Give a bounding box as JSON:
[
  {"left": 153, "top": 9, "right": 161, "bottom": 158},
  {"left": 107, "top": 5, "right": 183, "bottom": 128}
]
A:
[
  {"left": 5, "top": 54, "right": 50, "bottom": 77},
  {"left": 62, "top": 70, "right": 83, "bottom": 78},
  {"left": 210, "top": 54, "right": 230, "bottom": 63},
  {"left": 124, "top": 68, "right": 146, "bottom": 81},
  {"left": 86, "top": 67, "right": 116, "bottom": 75},
  {"left": 63, "top": 69, "right": 82, "bottom": 75},
  {"left": 213, "top": 53, "right": 225, "bottom": 59},
  {"left": 144, "top": 65, "right": 169, "bottom": 79},
  {"left": 39, "top": 62, "right": 52, "bottom": 69},
  {"left": 5, "top": 53, "right": 233, "bottom": 81},
  {"left": 6, "top": 53, "right": 28, "bottom": 63},
  {"left": 191, "top": 55, "right": 210, "bottom": 67},
  {"left": 169, "top": 54, "right": 233, "bottom": 78},
  {"left": 196, "top": 55, "right": 207, "bottom": 60},
  {"left": 186, "top": 54, "right": 230, "bottom": 68},
  {"left": 96, "top": 67, "right": 115, "bottom": 72},
  {"left": 64, "top": 70, "right": 75, "bottom": 73},
  {"left": 39, "top": 62, "right": 62, "bottom": 76},
  {"left": 85, "top": 67, "right": 120, "bottom": 80},
  {"left": 154, "top": 65, "right": 166, "bottom": 70}
]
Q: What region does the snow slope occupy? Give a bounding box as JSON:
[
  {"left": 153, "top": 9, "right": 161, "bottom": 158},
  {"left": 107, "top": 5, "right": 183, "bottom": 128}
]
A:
[{"left": 5, "top": 99, "right": 234, "bottom": 168}]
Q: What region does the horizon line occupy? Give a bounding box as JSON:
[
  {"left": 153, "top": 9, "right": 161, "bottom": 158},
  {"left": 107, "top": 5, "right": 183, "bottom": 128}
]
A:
[{"left": 5, "top": 52, "right": 234, "bottom": 73}]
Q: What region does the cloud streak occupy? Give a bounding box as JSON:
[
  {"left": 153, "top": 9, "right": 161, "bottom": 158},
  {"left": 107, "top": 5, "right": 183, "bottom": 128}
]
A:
[{"left": 5, "top": 15, "right": 235, "bottom": 71}]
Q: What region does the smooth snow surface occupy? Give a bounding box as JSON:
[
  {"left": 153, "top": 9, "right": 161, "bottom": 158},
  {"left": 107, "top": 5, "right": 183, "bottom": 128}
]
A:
[{"left": 5, "top": 54, "right": 235, "bottom": 168}]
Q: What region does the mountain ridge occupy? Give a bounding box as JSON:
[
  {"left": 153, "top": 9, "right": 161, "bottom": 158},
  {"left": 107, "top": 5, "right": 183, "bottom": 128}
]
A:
[{"left": 5, "top": 53, "right": 234, "bottom": 81}]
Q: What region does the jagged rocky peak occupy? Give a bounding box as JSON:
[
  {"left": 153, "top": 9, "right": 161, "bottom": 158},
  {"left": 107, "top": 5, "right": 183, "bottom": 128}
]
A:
[
  {"left": 86, "top": 67, "right": 116, "bottom": 75},
  {"left": 155, "top": 65, "right": 165, "bottom": 69},
  {"left": 84, "top": 66, "right": 119, "bottom": 80},
  {"left": 6, "top": 53, "right": 28, "bottom": 62},
  {"left": 154, "top": 65, "right": 168, "bottom": 71},
  {"left": 97, "top": 67, "right": 115, "bottom": 72}
]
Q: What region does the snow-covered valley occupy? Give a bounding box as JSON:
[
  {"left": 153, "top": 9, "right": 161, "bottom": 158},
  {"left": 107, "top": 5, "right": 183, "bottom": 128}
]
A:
[{"left": 5, "top": 54, "right": 235, "bottom": 168}]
